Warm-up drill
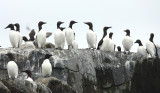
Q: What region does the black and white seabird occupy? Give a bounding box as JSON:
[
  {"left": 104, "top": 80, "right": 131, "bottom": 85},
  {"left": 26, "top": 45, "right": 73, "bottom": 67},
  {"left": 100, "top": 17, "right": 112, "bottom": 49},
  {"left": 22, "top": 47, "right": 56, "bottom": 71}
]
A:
[
  {"left": 108, "top": 32, "right": 115, "bottom": 52},
  {"left": 37, "top": 21, "right": 46, "bottom": 48},
  {"left": 99, "top": 26, "right": 112, "bottom": 51},
  {"left": 84, "top": 22, "right": 97, "bottom": 49},
  {"left": 6, "top": 53, "right": 18, "bottom": 79},
  {"left": 146, "top": 33, "right": 158, "bottom": 57},
  {"left": 22, "top": 70, "right": 33, "bottom": 82},
  {"left": 135, "top": 39, "right": 147, "bottom": 58},
  {"left": 5, "top": 24, "right": 19, "bottom": 48},
  {"left": 65, "top": 20, "right": 78, "bottom": 49},
  {"left": 122, "top": 29, "right": 133, "bottom": 52},
  {"left": 117, "top": 46, "right": 121, "bottom": 52},
  {"left": 54, "top": 21, "right": 65, "bottom": 49},
  {"left": 97, "top": 26, "right": 111, "bottom": 50},
  {"left": 23, "top": 36, "right": 35, "bottom": 49},
  {"left": 14, "top": 23, "right": 22, "bottom": 48},
  {"left": 42, "top": 54, "right": 52, "bottom": 77}
]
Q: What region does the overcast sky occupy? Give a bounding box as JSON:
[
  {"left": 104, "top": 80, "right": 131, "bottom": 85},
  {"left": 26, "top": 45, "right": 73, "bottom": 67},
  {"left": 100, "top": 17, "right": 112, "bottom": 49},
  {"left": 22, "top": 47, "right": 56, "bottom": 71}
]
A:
[{"left": 0, "top": 0, "right": 160, "bottom": 52}]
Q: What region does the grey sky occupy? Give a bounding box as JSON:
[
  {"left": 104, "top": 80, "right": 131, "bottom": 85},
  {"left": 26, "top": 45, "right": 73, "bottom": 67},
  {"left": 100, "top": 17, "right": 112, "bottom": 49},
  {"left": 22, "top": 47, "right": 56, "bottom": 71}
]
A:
[{"left": 0, "top": 0, "right": 160, "bottom": 52}]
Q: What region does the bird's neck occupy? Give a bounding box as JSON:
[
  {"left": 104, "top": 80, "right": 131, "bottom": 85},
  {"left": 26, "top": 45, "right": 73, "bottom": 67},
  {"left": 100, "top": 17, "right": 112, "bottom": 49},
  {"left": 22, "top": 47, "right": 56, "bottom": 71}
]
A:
[
  {"left": 138, "top": 42, "right": 143, "bottom": 46},
  {"left": 149, "top": 37, "right": 153, "bottom": 42},
  {"left": 69, "top": 23, "right": 73, "bottom": 29},
  {"left": 9, "top": 58, "right": 14, "bottom": 61},
  {"left": 109, "top": 35, "right": 112, "bottom": 39},
  {"left": 57, "top": 24, "right": 60, "bottom": 29},
  {"left": 16, "top": 27, "right": 20, "bottom": 32},
  {"left": 89, "top": 26, "right": 93, "bottom": 31},
  {"left": 126, "top": 33, "right": 130, "bottom": 36},
  {"left": 103, "top": 31, "right": 107, "bottom": 38},
  {"left": 10, "top": 26, "right": 15, "bottom": 30},
  {"left": 38, "top": 25, "right": 42, "bottom": 31},
  {"left": 27, "top": 75, "right": 31, "bottom": 78}
]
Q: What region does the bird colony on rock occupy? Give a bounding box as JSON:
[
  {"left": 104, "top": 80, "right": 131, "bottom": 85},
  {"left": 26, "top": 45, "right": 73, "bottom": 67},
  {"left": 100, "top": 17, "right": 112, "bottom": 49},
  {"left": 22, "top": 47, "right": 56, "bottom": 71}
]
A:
[
  {"left": 3, "top": 20, "right": 159, "bottom": 81},
  {"left": 4, "top": 21, "right": 159, "bottom": 58}
]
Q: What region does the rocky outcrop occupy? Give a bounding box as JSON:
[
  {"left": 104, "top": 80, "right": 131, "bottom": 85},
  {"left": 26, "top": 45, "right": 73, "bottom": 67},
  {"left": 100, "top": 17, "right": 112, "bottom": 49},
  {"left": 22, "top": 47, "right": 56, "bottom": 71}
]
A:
[
  {"left": 131, "top": 58, "right": 160, "bottom": 93},
  {"left": 0, "top": 81, "right": 10, "bottom": 93},
  {"left": 0, "top": 77, "right": 75, "bottom": 93},
  {"left": 36, "top": 77, "right": 76, "bottom": 93},
  {"left": 0, "top": 48, "right": 159, "bottom": 93}
]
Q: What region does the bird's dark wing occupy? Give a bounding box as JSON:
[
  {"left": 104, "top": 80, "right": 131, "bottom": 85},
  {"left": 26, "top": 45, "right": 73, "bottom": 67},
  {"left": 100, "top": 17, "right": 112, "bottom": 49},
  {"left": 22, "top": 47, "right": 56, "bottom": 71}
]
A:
[
  {"left": 29, "top": 29, "right": 35, "bottom": 41},
  {"left": 153, "top": 42, "right": 159, "bottom": 57},
  {"left": 46, "top": 32, "right": 52, "bottom": 38},
  {"left": 97, "top": 39, "right": 103, "bottom": 50}
]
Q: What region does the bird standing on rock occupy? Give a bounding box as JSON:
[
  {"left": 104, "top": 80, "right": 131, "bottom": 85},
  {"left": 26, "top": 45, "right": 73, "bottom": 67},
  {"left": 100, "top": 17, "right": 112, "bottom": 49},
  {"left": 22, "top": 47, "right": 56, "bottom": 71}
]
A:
[
  {"left": 22, "top": 36, "right": 35, "bottom": 49},
  {"left": 65, "top": 20, "right": 78, "bottom": 49},
  {"left": 146, "top": 33, "right": 158, "bottom": 57},
  {"left": 122, "top": 29, "right": 133, "bottom": 53},
  {"left": 54, "top": 21, "right": 65, "bottom": 49},
  {"left": 14, "top": 23, "right": 22, "bottom": 48},
  {"left": 100, "top": 27, "right": 112, "bottom": 51},
  {"left": 37, "top": 21, "right": 46, "bottom": 48},
  {"left": 84, "top": 22, "right": 97, "bottom": 49},
  {"left": 22, "top": 70, "right": 33, "bottom": 82},
  {"left": 5, "top": 24, "right": 19, "bottom": 48},
  {"left": 108, "top": 32, "right": 115, "bottom": 52},
  {"left": 135, "top": 39, "right": 147, "bottom": 58},
  {"left": 97, "top": 26, "right": 111, "bottom": 50},
  {"left": 6, "top": 53, "right": 19, "bottom": 80},
  {"left": 42, "top": 54, "right": 52, "bottom": 77}
]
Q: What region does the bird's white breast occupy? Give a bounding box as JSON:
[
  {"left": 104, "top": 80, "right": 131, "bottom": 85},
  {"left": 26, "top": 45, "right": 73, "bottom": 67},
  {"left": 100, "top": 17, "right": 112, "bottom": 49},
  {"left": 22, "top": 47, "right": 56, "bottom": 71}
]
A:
[
  {"left": 65, "top": 28, "right": 75, "bottom": 46},
  {"left": 137, "top": 46, "right": 147, "bottom": 58},
  {"left": 86, "top": 30, "right": 97, "bottom": 48},
  {"left": 100, "top": 36, "right": 110, "bottom": 51},
  {"left": 42, "top": 59, "right": 52, "bottom": 76},
  {"left": 17, "top": 32, "right": 23, "bottom": 48},
  {"left": 146, "top": 41, "right": 156, "bottom": 57},
  {"left": 25, "top": 41, "right": 35, "bottom": 49},
  {"left": 108, "top": 39, "right": 114, "bottom": 52},
  {"left": 37, "top": 29, "right": 46, "bottom": 48},
  {"left": 54, "top": 29, "right": 65, "bottom": 49},
  {"left": 9, "top": 30, "right": 19, "bottom": 48},
  {"left": 7, "top": 61, "right": 18, "bottom": 79},
  {"left": 122, "top": 36, "right": 133, "bottom": 51},
  {"left": 26, "top": 77, "right": 33, "bottom": 82}
]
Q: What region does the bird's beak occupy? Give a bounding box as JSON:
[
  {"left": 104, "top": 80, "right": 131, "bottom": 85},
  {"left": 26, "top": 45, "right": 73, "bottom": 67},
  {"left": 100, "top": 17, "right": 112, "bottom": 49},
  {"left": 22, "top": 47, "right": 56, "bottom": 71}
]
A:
[
  {"left": 134, "top": 41, "right": 137, "bottom": 43},
  {"left": 5, "top": 26, "right": 9, "bottom": 29},
  {"left": 43, "top": 22, "right": 47, "bottom": 24},
  {"left": 83, "top": 22, "right": 87, "bottom": 24},
  {"left": 108, "top": 27, "right": 112, "bottom": 29},
  {"left": 74, "top": 21, "right": 78, "bottom": 23}
]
